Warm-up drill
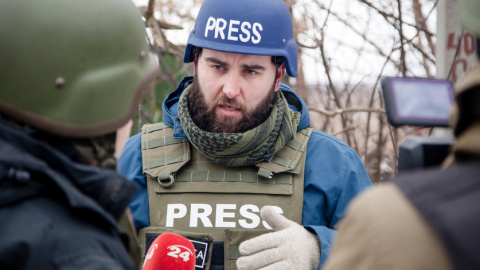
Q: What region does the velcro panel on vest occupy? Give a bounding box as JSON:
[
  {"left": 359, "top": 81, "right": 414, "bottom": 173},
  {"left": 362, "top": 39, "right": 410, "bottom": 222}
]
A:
[
  {"left": 141, "top": 123, "right": 190, "bottom": 181},
  {"left": 155, "top": 150, "right": 294, "bottom": 195},
  {"left": 256, "top": 127, "right": 313, "bottom": 177},
  {"left": 224, "top": 229, "right": 271, "bottom": 270}
]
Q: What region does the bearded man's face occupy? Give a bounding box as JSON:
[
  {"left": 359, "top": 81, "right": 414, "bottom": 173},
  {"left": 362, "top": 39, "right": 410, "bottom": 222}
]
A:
[{"left": 188, "top": 49, "right": 283, "bottom": 133}]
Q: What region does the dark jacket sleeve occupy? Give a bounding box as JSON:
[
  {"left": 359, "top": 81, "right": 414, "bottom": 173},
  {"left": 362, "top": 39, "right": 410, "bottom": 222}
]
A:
[{"left": 0, "top": 196, "right": 133, "bottom": 270}]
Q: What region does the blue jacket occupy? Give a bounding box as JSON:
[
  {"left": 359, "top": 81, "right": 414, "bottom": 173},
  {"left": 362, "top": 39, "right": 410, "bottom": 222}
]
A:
[{"left": 119, "top": 76, "right": 372, "bottom": 266}]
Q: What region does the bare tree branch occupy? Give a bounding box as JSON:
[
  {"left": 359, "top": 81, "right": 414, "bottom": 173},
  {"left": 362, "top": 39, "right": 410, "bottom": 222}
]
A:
[
  {"left": 331, "top": 124, "right": 363, "bottom": 136},
  {"left": 308, "top": 107, "right": 386, "bottom": 117},
  {"left": 363, "top": 48, "right": 393, "bottom": 162},
  {"left": 319, "top": 37, "right": 352, "bottom": 145},
  {"left": 397, "top": 0, "right": 407, "bottom": 76},
  {"left": 145, "top": 0, "right": 155, "bottom": 20}
]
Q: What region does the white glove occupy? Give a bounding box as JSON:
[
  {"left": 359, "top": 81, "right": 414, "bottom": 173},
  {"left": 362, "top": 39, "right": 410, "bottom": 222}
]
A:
[{"left": 236, "top": 205, "right": 321, "bottom": 270}]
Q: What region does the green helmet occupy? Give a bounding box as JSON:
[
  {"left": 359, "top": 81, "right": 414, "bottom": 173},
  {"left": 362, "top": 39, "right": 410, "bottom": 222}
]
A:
[
  {"left": 0, "top": 0, "right": 158, "bottom": 138},
  {"left": 459, "top": 0, "right": 480, "bottom": 37}
]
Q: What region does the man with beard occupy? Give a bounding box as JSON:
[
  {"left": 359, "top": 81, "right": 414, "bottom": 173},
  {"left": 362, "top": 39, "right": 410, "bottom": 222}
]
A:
[{"left": 119, "top": 0, "right": 372, "bottom": 269}]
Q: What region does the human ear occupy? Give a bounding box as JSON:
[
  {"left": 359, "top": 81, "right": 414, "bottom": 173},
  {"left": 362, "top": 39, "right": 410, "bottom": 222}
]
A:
[{"left": 274, "top": 63, "right": 286, "bottom": 92}]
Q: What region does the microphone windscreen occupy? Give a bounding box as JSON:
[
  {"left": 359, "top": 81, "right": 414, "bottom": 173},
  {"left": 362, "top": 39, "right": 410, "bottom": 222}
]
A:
[{"left": 143, "top": 232, "right": 196, "bottom": 270}]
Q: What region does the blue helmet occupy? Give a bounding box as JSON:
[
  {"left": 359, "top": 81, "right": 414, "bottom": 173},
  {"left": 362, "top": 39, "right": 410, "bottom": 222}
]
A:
[{"left": 183, "top": 0, "right": 298, "bottom": 77}]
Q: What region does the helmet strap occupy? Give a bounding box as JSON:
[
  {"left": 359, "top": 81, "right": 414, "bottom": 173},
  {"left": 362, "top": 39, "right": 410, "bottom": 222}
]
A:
[
  {"left": 272, "top": 56, "right": 284, "bottom": 68},
  {"left": 192, "top": 47, "right": 203, "bottom": 73},
  {"left": 272, "top": 56, "right": 286, "bottom": 84}
]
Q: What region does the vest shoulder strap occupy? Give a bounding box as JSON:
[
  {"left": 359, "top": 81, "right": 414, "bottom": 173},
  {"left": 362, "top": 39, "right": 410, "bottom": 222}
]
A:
[
  {"left": 256, "top": 127, "right": 313, "bottom": 178},
  {"left": 141, "top": 122, "right": 190, "bottom": 185}
]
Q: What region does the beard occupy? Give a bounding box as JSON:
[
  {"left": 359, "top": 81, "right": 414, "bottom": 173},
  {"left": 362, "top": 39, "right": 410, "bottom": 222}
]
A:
[{"left": 188, "top": 75, "right": 277, "bottom": 133}]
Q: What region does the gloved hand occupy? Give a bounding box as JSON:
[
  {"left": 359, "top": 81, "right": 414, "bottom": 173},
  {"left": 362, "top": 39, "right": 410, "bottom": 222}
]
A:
[{"left": 236, "top": 205, "right": 321, "bottom": 270}]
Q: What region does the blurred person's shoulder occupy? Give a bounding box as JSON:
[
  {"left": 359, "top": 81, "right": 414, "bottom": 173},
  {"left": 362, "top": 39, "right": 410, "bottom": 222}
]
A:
[{"left": 328, "top": 182, "right": 453, "bottom": 270}]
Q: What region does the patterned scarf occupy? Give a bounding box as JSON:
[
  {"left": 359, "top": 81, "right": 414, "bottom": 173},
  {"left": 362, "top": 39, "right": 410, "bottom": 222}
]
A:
[{"left": 178, "top": 86, "right": 301, "bottom": 166}]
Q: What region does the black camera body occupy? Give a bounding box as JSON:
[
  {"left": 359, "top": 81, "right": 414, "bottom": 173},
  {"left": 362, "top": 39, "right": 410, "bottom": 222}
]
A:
[
  {"left": 397, "top": 136, "right": 454, "bottom": 172},
  {"left": 381, "top": 77, "right": 455, "bottom": 172}
]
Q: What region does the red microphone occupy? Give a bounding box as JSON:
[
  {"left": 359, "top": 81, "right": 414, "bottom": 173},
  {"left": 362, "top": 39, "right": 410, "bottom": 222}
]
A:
[{"left": 143, "top": 232, "right": 196, "bottom": 270}]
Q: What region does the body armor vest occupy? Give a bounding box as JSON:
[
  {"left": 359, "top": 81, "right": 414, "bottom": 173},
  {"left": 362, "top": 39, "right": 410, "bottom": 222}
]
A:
[
  {"left": 395, "top": 162, "right": 480, "bottom": 270},
  {"left": 140, "top": 122, "right": 312, "bottom": 270}
]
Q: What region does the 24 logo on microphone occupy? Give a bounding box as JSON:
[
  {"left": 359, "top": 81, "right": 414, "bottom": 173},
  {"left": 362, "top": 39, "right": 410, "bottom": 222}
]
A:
[{"left": 167, "top": 244, "right": 194, "bottom": 262}]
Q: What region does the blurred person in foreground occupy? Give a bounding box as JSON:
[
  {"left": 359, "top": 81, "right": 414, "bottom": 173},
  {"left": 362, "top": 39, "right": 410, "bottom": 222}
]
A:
[
  {"left": 0, "top": 0, "right": 158, "bottom": 269},
  {"left": 322, "top": 0, "right": 480, "bottom": 269},
  {"left": 118, "top": 0, "right": 372, "bottom": 269}
]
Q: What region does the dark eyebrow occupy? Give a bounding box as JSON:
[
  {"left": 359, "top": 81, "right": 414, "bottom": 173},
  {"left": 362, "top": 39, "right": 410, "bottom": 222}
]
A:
[
  {"left": 242, "top": 64, "right": 266, "bottom": 71},
  {"left": 205, "top": 57, "right": 266, "bottom": 71},
  {"left": 205, "top": 57, "right": 228, "bottom": 67}
]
